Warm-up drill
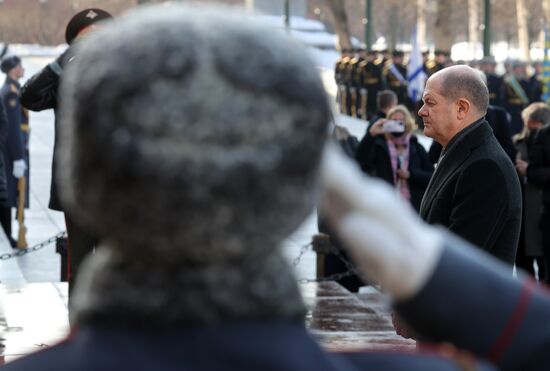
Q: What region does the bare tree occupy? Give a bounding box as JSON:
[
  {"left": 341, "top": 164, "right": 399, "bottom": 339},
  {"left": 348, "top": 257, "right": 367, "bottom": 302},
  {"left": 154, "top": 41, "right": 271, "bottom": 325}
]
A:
[
  {"left": 434, "top": 0, "right": 452, "bottom": 51},
  {"left": 543, "top": 0, "right": 550, "bottom": 26},
  {"left": 324, "top": 0, "right": 352, "bottom": 51},
  {"left": 468, "top": 0, "right": 479, "bottom": 59},
  {"left": 516, "top": 0, "right": 530, "bottom": 61},
  {"left": 416, "top": 0, "right": 426, "bottom": 48}
]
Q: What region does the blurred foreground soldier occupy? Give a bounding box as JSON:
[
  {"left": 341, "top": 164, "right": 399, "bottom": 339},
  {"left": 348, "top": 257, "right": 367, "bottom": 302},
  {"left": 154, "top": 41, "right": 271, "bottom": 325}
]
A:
[
  {"left": 0, "top": 55, "right": 27, "bottom": 248},
  {"left": 418, "top": 65, "right": 521, "bottom": 265},
  {"left": 20, "top": 8, "right": 112, "bottom": 294},
  {"left": 322, "top": 148, "right": 550, "bottom": 371},
  {"left": 1, "top": 4, "right": 507, "bottom": 371}
]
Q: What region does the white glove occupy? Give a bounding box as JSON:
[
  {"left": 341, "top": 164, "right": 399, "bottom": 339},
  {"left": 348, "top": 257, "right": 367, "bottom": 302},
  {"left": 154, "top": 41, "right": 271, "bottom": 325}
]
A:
[
  {"left": 12, "top": 159, "right": 27, "bottom": 179},
  {"left": 320, "top": 146, "right": 444, "bottom": 301}
]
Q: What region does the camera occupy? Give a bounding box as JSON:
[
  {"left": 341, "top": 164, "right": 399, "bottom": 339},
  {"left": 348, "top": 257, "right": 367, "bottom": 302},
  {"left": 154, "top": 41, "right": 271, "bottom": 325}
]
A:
[{"left": 382, "top": 120, "right": 405, "bottom": 133}]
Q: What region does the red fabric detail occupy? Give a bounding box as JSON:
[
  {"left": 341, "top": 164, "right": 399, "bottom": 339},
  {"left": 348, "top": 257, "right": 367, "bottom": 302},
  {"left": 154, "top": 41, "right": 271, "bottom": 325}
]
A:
[{"left": 486, "top": 279, "right": 535, "bottom": 363}]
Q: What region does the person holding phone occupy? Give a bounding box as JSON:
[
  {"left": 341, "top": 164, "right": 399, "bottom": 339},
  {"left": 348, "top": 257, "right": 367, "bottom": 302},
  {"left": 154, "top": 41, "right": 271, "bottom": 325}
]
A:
[{"left": 356, "top": 105, "right": 434, "bottom": 211}]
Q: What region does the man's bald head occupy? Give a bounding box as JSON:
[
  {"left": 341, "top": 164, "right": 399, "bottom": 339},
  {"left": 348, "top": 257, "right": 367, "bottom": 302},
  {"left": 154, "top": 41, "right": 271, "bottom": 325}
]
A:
[{"left": 432, "top": 65, "right": 489, "bottom": 117}]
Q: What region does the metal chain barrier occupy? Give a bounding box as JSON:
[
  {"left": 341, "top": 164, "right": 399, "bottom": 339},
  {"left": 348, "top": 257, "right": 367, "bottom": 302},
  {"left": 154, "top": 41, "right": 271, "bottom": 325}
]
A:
[
  {"left": 290, "top": 234, "right": 364, "bottom": 283},
  {"left": 292, "top": 242, "right": 312, "bottom": 267},
  {"left": 0, "top": 231, "right": 67, "bottom": 261}
]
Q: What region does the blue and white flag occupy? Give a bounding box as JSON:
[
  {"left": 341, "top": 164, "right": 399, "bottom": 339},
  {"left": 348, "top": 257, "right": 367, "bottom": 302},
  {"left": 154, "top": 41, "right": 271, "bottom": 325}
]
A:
[{"left": 407, "top": 27, "right": 427, "bottom": 103}]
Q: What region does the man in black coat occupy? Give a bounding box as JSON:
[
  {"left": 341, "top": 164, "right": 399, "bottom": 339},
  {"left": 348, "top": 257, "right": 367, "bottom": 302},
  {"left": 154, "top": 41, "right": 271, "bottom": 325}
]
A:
[{"left": 418, "top": 65, "right": 522, "bottom": 265}]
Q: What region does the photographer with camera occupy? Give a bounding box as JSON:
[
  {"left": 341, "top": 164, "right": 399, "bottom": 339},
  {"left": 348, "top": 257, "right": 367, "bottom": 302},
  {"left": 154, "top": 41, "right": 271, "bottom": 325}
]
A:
[{"left": 356, "top": 105, "right": 434, "bottom": 211}]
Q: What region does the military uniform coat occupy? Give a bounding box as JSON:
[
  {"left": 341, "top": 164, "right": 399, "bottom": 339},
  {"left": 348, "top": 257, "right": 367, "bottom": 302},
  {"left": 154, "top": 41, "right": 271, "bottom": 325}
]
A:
[
  {"left": 420, "top": 119, "right": 522, "bottom": 265},
  {"left": 501, "top": 76, "right": 531, "bottom": 135},
  {"left": 20, "top": 51, "right": 68, "bottom": 211},
  {"left": 383, "top": 62, "right": 410, "bottom": 108},
  {"left": 1, "top": 77, "right": 27, "bottom": 208},
  {"left": 0, "top": 98, "right": 8, "bottom": 204}
]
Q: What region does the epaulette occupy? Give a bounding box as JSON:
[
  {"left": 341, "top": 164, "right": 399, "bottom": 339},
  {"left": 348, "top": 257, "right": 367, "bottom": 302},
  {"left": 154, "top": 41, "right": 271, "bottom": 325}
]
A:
[
  {"left": 425, "top": 60, "right": 436, "bottom": 69},
  {"left": 10, "top": 83, "right": 18, "bottom": 94}
]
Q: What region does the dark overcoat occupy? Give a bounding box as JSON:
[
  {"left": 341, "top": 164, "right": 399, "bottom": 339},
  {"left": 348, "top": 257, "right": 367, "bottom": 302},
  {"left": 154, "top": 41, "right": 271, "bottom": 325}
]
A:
[
  {"left": 20, "top": 52, "right": 68, "bottom": 211},
  {"left": 0, "top": 98, "right": 8, "bottom": 204},
  {"left": 356, "top": 133, "right": 434, "bottom": 211},
  {"left": 419, "top": 120, "right": 522, "bottom": 265},
  {"left": 0, "top": 77, "right": 26, "bottom": 208},
  {"left": 515, "top": 134, "right": 543, "bottom": 257},
  {"left": 528, "top": 124, "right": 550, "bottom": 208}
]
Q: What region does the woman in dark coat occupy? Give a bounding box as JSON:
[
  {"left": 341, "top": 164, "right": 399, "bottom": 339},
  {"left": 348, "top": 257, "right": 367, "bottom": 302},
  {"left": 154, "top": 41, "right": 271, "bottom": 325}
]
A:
[
  {"left": 356, "top": 105, "right": 434, "bottom": 211},
  {"left": 514, "top": 103, "right": 547, "bottom": 280}
]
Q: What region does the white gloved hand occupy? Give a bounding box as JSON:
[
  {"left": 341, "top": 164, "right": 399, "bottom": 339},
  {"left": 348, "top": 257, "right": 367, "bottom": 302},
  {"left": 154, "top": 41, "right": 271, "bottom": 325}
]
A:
[
  {"left": 12, "top": 159, "right": 27, "bottom": 179},
  {"left": 320, "top": 146, "right": 444, "bottom": 301}
]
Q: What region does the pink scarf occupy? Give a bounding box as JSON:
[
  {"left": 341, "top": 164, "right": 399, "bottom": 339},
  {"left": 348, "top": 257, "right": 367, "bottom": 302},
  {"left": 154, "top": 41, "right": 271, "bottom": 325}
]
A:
[{"left": 386, "top": 134, "right": 411, "bottom": 201}]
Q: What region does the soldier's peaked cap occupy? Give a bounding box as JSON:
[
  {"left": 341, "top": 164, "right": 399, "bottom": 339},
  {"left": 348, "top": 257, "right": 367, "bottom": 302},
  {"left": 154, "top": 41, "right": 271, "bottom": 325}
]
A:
[
  {"left": 0, "top": 55, "right": 21, "bottom": 73},
  {"left": 65, "top": 8, "right": 113, "bottom": 44}
]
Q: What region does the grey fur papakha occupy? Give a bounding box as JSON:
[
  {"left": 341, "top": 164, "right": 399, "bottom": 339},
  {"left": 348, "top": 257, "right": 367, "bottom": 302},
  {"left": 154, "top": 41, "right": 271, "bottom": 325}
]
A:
[{"left": 57, "top": 5, "right": 331, "bottom": 326}]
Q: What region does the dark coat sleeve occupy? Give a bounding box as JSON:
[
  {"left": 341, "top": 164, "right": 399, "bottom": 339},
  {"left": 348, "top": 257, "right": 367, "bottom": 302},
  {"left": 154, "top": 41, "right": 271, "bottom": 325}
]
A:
[
  {"left": 409, "top": 142, "right": 434, "bottom": 186},
  {"left": 3, "top": 90, "right": 24, "bottom": 162},
  {"left": 396, "top": 232, "right": 550, "bottom": 371},
  {"left": 20, "top": 64, "right": 60, "bottom": 111},
  {"left": 448, "top": 159, "right": 508, "bottom": 251},
  {"left": 488, "top": 107, "right": 516, "bottom": 163},
  {"left": 355, "top": 132, "right": 378, "bottom": 174},
  {"left": 527, "top": 128, "right": 550, "bottom": 186}
]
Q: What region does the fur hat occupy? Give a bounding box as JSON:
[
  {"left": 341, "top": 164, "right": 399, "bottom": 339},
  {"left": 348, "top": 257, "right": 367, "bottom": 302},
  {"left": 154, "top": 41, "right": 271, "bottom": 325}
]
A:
[
  {"left": 65, "top": 8, "right": 112, "bottom": 44},
  {"left": 0, "top": 55, "right": 21, "bottom": 73},
  {"left": 58, "top": 4, "right": 330, "bottom": 325}
]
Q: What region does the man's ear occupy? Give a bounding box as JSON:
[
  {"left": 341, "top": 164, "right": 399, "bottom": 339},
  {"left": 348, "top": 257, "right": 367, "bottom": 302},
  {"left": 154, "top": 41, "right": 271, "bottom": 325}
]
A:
[{"left": 456, "top": 98, "right": 470, "bottom": 120}]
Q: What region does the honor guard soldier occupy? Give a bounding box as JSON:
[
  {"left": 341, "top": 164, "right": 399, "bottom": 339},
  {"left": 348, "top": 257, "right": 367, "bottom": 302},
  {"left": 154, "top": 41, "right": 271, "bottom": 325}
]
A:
[
  {"left": 429, "top": 50, "right": 449, "bottom": 75},
  {"left": 422, "top": 50, "right": 433, "bottom": 76},
  {"left": 383, "top": 50, "right": 410, "bottom": 109},
  {"left": 334, "top": 49, "right": 353, "bottom": 115},
  {"left": 502, "top": 60, "right": 532, "bottom": 134},
  {"left": 334, "top": 49, "right": 352, "bottom": 114},
  {"left": 358, "top": 49, "right": 384, "bottom": 120},
  {"left": 0, "top": 55, "right": 27, "bottom": 248},
  {"left": 345, "top": 49, "right": 363, "bottom": 118},
  {"left": 479, "top": 57, "right": 504, "bottom": 107},
  {"left": 528, "top": 61, "right": 543, "bottom": 102}
]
